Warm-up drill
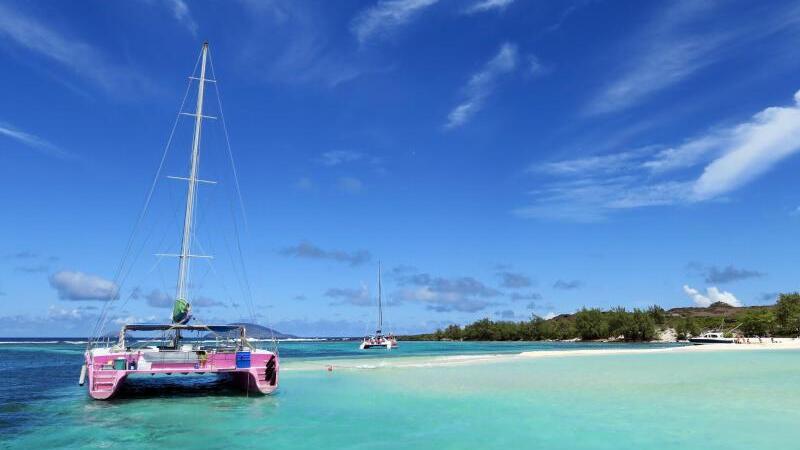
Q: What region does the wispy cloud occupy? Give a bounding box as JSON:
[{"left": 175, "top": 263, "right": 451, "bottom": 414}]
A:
[
  {"left": 351, "top": 0, "right": 440, "bottom": 44},
  {"left": 518, "top": 89, "right": 800, "bottom": 221},
  {"left": 691, "top": 90, "right": 800, "bottom": 201},
  {"left": 0, "top": 122, "right": 76, "bottom": 160},
  {"left": 166, "top": 0, "right": 198, "bottom": 36},
  {"left": 531, "top": 150, "right": 647, "bottom": 176},
  {"left": 689, "top": 263, "right": 764, "bottom": 284},
  {"left": 445, "top": 42, "right": 518, "bottom": 129},
  {"left": 585, "top": 2, "right": 722, "bottom": 115},
  {"left": 553, "top": 279, "right": 582, "bottom": 290},
  {"left": 0, "top": 3, "right": 153, "bottom": 96},
  {"left": 279, "top": 241, "right": 371, "bottom": 266},
  {"left": 48, "top": 271, "right": 119, "bottom": 301},
  {"left": 585, "top": 1, "right": 800, "bottom": 115},
  {"left": 682, "top": 284, "right": 742, "bottom": 307},
  {"left": 464, "top": 0, "right": 515, "bottom": 14}
]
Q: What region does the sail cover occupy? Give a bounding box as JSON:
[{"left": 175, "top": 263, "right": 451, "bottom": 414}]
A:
[{"left": 172, "top": 298, "right": 191, "bottom": 324}]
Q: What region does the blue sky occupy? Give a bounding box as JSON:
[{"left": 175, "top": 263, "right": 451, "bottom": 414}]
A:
[{"left": 2, "top": 0, "right": 800, "bottom": 337}]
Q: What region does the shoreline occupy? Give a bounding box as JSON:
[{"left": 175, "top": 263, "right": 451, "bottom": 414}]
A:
[{"left": 283, "top": 338, "right": 800, "bottom": 372}]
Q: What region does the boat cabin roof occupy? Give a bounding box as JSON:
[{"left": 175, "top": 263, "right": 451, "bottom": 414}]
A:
[{"left": 123, "top": 324, "right": 244, "bottom": 333}]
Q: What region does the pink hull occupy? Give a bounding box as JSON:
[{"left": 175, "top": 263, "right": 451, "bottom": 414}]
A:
[{"left": 85, "top": 351, "right": 279, "bottom": 400}]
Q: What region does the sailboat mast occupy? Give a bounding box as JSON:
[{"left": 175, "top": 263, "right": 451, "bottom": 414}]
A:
[
  {"left": 377, "top": 261, "right": 382, "bottom": 335},
  {"left": 176, "top": 42, "right": 209, "bottom": 303}
]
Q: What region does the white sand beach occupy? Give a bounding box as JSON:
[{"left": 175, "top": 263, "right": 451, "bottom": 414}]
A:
[{"left": 282, "top": 338, "right": 800, "bottom": 372}]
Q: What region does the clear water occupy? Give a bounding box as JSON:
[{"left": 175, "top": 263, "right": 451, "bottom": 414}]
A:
[{"left": 1, "top": 340, "right": 798, "bottom": 449}]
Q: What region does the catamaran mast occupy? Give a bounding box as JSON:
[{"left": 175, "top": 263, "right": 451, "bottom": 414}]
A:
[
  {"left": 377, "top": 261, "right": 382, "bottom": 335},
  {"left": 176, "top": 42, "right": 209, "bottom": 308}
]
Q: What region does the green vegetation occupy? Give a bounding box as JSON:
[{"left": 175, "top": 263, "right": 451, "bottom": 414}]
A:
[{"left": 403, "top": 294, "right": 800, "bottom": 342}]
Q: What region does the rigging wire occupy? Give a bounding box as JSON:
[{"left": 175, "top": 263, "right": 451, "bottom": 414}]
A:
[
  {"left": 207, "top": 47, "right": 270, "bottom": 346},
  {"left": 208, "top": 48, "right": 249, "bottom": 232},
  {"left": 89, "top": 53, "right": 200, "bottom": 346}
]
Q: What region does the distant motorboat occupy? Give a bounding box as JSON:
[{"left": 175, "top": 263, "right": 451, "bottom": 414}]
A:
[
  {"left": 360, "top": 262, "right": 398, "bottom": 350},
  {"left": 688, "top": 332, "right": 734, "bottom": 345}
]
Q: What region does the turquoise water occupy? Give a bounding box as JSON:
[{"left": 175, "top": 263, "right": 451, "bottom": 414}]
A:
[{"left": 1, "top": 340, "right": 798, "bottom": 449}]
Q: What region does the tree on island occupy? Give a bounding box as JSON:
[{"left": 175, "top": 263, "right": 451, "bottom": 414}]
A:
[
  {"left": 775, "top": 293, "right": 800, "bottom": 335},
  {"left": 404, "top": 296, "right": 799, "bottom": 342}
]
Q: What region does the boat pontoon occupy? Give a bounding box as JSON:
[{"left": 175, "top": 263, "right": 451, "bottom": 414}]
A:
[{"left": 82, "top": 324, "right": 278, "bottom": 399}]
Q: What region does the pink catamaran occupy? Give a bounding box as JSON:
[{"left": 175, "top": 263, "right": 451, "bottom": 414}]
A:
[{"left": 80, "top": 43, "right": 279, "bottom": 400}]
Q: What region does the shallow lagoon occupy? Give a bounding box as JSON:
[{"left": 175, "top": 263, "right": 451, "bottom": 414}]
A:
[{"left": 1, "top": 341, "right": 798, "bottom": 449}]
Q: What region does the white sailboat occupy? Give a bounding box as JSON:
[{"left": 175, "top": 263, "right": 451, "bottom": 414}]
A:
[{"left": 360, "top": 262, "right": 398, "bottom": 350}]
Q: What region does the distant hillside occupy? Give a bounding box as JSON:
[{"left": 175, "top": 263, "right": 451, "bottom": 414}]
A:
[
  {"left": 213, "top": 323, "right": 296, "bottom": 340},
  {"left": 666, "top": 301, "right": 773, "bottom": 318}
]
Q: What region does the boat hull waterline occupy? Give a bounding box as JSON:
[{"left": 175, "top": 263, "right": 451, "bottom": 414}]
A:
[
  {"left": 83, "top": 347, "right": 278, "bottom": 400},
  {"left": 359, "top": 337, "right": 398, "bottom": 350}
]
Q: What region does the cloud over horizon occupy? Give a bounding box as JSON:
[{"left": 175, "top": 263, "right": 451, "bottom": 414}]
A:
[
  {"left": 394, "top": 269, "right": 502, "bottom": 312},
  {"left": 279, "top": 241, "right": 371, "bottom": 266},
  {"left": 48, "top": 271, "right": 119, "bottom": 301},
  {"left": 682, "top": 284, "right": 742, "bottom": 307}
]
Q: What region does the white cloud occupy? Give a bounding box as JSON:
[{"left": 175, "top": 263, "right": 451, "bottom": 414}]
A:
[
  {"left": 47, "top": 305, "right": 84, "bottom": 320},
  {"left": 514, "top": 175, "right": 692, "bottom": 222},
  {"left": 49, "top": 271, "right": 119, "bottom": 301},
  {"left": 351, "top": 0, "right": 440, "bottom": 44},
  {"left": 113, "top": 315, "right": 157, "bottom": 325},
  {"left": 682, "top": 285, "right": 742, "bottom": 307},
  {"left": 464, "top": 0, "right": 515, "bottom": 14},
  {"left": 692, "top": 90, "right": 800, "bottom": 200},
  {"left": 584, "top": 2, "right": 719, "bottom": 115},
  {"left": 0, "top": 121, "right": 75, "bottom": 160},
  {"left": 519, "top": 89, "right": 800, "bottom": 221},
  {"left": 239, "top": 2, "right": 364, "bottom": 87},
  {"left": 643, "top": 133, "right": 728, "bottom": 173},
  {"left": 167, "top": 0, "right": 198, "bottom": 36},
  {"left": 445, "top": 42, "right": 518, "bottom": 129},
  {"left": 531, "top": 151, "right": 645, "bottom": 176}
]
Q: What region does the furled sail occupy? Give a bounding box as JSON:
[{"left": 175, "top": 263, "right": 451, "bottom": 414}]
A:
[{"left": 172, "top": 298, "right": 191, "bottom": 324}]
